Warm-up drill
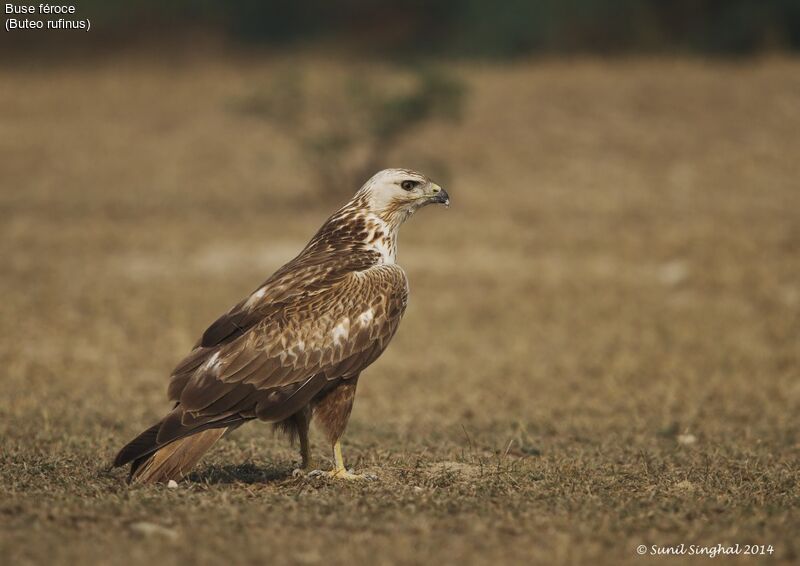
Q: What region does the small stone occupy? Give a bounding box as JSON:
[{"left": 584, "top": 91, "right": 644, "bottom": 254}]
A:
[
  {"left": 167, "top": 479, "right": 179, "bottom": 488},
  {"left": 677, "top": 433, "right": 697, "bottom": 445},
  {"left": 129, "top": 521, "right": 178, "bottom": 540},
  {"left": 659, "top": 261, "right": 689, "bottom": 286}
]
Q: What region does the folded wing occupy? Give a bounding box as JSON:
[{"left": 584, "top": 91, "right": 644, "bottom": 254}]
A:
[{"left": 155, "top": 263, "right": 407, "bottom": 447}]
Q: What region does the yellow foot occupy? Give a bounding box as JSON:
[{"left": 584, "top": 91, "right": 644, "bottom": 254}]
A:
[{"left": 307, "top": 468, "right": 377, "bottom": 481}]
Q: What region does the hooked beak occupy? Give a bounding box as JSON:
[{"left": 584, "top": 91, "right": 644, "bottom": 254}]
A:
[{"left": 428, "top": 184, "right": 450, "bottom": 207}]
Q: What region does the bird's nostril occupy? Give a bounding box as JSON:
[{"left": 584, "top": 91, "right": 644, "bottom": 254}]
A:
[{"left": 432, "top": 187, "right": 440, "bottom": 193}]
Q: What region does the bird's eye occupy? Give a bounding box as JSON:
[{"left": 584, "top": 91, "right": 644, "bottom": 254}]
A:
[{"left": 401, "top": 180, "right": 419, "bottom": 191}]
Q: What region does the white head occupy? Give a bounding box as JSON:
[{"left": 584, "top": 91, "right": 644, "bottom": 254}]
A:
[{"left": 354, "top": 168, "right": 450, "bottom": 227}]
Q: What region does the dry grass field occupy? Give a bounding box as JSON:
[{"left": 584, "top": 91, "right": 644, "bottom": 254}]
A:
[{"left": 0, "top": 54, "right": 798, "bottom": 565}]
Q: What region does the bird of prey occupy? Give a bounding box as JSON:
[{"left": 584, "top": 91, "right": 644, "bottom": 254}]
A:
[{"left": 113, "top": 169, "right": 449, "bottom": 483}]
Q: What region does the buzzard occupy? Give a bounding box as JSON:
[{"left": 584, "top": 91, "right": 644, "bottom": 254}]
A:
[{"left": 113, "top": 169, "right": 449, "bottom": 483}]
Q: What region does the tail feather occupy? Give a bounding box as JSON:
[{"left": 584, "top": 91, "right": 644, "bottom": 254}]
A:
[
  {"left": 113, "top": 420, "right": 162, "bottom": 468},
  {"left": 129, "top": 428, "right": 228, "bottom": 484},
  {"left": 114, "top": 408, "right": 246, "bottom": 484}
]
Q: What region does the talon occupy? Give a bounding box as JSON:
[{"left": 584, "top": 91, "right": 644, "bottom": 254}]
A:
[{"left": 308, "top": 440, "right": 376, "bottom": 480}]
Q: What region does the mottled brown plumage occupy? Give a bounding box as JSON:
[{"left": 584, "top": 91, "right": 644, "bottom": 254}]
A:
[{"left": 113, "top": 168, "right": 449, "bottom": 483}]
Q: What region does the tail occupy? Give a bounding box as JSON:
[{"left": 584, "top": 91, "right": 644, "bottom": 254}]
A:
[
  {"left": 127, "top": 428, "right": 228, "bottom": 484},
  {"left": 113, "top": 412, "right": 235, "bottom": 484}
]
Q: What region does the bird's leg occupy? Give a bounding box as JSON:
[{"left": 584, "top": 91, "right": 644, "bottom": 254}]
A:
[
  {"left": 332, "top": 439, "right": 346, "bottom": 473},
  {"left": 289, "top": 406, "right": 314, "bottom": 477},
  {"left": 328, "top": 439, "right": 356, "bottom": 478},
  {"left": 297, "top": 413, "right": 313, "bottom": 471},
  {"left": 307, "top": 377, "right": 376, "bottom": 481},
  {"left": 307, "top": 438, "right": 375, "bottom": 480}
]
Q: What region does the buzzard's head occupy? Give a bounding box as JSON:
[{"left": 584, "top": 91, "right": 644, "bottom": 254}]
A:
[{"left": 357, "top": 168, "right": 449, "bottom": 226}]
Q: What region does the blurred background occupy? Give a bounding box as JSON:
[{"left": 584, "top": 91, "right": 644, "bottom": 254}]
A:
[{"left": 1, "top": 2, "right": 799, "bottom": 565}]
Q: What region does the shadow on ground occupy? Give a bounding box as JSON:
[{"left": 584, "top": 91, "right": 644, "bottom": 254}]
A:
[{"left": 187, "top": 462, "right": 293, "bottom": 484}]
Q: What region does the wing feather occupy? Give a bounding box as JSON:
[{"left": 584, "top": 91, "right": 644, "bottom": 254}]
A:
[{"left": 167, "top": 262, "right": 407, "bottom": 427}]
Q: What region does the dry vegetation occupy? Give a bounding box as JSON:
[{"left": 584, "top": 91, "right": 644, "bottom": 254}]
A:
[{"left": 0, "top": 54, "right": 798, "bottom": 565}]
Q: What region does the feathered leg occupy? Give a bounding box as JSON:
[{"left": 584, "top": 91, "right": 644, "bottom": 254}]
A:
[
  {"left": 296, "top": 409, "right": 313, "bottom": 470},
  {"left": 311, "top": 377, "right": 374, "bottom": 480},
  {"left": 275, "top": 405, "right": 314, "bottom": 472}
]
